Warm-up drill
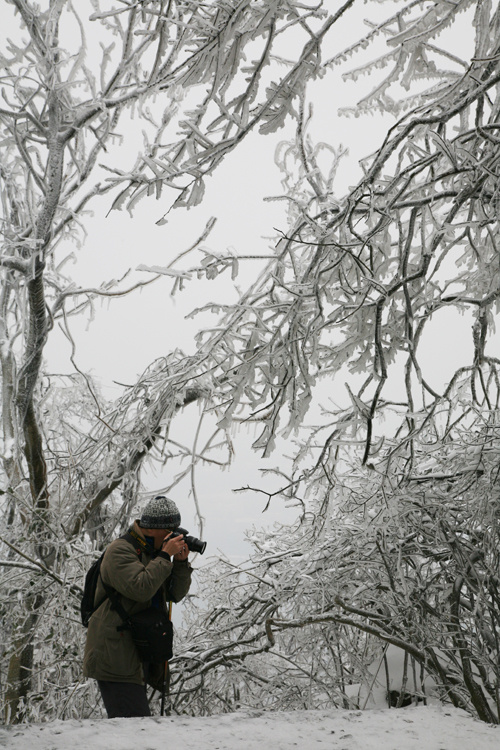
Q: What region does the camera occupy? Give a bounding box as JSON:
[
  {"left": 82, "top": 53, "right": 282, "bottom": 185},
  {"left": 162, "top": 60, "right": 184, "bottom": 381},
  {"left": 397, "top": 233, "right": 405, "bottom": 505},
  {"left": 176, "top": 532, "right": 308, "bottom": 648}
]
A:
[{"left": 170, "top": 526, "right": 206, "bottom": 555}]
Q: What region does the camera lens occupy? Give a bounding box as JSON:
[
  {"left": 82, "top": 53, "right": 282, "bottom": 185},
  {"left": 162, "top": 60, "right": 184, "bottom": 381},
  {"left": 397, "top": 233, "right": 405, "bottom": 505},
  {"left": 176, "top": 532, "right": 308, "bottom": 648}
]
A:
[{"left": 185, "top": 535, "right": 206, "bottom": 555}]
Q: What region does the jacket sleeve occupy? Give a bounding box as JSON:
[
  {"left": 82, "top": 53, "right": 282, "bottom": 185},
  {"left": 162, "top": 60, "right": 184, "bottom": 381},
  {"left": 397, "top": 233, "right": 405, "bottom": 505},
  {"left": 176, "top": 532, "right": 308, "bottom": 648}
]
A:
[
  {"left": 100, "top": 538, "right": 173, "bottom": 603},
  {"left": 168, "top": 560, "right": 192, "bottom": 603}
]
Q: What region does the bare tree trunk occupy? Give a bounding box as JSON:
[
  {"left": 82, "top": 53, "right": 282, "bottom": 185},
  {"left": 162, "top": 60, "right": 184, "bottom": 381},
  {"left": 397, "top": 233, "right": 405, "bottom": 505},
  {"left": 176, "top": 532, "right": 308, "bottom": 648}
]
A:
[
  {"left": 4, "top": 595, "right": 41, "bottom": 723},
  {"left": 3, "top": 76, "right": 65, "bottom": 719}
]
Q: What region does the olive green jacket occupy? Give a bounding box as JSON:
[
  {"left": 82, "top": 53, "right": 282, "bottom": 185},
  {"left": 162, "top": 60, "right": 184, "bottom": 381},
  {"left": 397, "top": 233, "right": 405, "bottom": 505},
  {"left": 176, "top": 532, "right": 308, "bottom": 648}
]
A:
[{"left": 83, "top": 522, "right": 192, "bottom": 685}]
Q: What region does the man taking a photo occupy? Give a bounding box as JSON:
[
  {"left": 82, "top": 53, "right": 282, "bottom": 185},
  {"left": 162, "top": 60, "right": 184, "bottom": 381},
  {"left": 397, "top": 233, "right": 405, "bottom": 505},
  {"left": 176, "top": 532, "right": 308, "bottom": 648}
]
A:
[{"left": 83, "top": 495, "right": 192, "bottom": 718}]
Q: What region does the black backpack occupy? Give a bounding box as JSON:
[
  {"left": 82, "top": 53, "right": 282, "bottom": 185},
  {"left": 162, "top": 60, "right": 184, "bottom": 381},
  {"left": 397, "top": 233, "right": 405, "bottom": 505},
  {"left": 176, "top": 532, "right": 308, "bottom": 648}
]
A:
[{"left": 80, "top": 533, "right": 142, "bottom": 627}]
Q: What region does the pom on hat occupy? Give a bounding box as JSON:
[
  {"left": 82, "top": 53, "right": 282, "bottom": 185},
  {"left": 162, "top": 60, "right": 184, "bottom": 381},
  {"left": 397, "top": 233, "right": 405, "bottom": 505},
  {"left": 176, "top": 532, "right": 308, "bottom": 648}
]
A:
[{"left": 140, "top": 495, "right": 181, "bottom": 530}]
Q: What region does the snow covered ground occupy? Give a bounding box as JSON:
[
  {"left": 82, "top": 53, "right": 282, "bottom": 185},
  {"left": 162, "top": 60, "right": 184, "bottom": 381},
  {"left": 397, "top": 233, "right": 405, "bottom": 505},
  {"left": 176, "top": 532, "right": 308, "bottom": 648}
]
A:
[{"left": 1, "top": 706, "right": 499, "bottom": 750}]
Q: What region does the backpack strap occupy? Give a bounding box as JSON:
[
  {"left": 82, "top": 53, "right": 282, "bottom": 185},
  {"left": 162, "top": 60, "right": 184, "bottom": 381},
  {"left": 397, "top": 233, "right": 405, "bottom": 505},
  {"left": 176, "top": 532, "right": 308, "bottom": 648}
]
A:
[
  {"left": 90, "top": 532, "right": 143, "bottom": 620},
  {"left": 103, "top": 582, "right": 135, "bottom": 629}
]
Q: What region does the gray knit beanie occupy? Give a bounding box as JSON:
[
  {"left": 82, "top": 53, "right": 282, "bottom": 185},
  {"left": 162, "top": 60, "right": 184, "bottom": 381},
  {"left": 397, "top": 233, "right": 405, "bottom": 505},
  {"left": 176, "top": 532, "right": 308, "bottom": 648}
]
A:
[{"left": 140, "top": 495, "right": 181, "bottom": 529}]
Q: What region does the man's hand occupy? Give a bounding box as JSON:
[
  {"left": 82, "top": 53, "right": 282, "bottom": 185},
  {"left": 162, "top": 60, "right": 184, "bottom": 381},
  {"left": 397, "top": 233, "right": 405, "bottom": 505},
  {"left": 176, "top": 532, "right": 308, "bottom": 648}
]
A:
[
  {"left": 161, "top": 532, "right": 189, "bottom": 560},
  {"left": 173, "top": 542, "right": 189, "bottom": 561}
]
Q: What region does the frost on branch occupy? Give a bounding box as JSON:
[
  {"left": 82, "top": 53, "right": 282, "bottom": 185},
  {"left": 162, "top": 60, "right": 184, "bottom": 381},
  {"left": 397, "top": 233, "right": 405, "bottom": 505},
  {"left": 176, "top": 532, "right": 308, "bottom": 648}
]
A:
[{"left": 161, "top": 1, "right": 500, "bottom": 723}]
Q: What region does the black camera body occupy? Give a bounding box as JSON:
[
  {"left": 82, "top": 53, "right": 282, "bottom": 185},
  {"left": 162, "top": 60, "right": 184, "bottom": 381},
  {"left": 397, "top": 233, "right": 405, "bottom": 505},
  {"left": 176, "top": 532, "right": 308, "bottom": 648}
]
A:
[{"left": 171, "top": 526, "right": 206, "bottom": 555}]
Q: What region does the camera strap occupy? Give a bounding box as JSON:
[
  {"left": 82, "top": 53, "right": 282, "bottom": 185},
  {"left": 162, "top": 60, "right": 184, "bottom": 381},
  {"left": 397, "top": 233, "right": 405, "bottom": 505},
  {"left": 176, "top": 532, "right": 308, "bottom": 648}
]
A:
[{"left": 126, "top": 528, "right": 150, "bottom": 556}]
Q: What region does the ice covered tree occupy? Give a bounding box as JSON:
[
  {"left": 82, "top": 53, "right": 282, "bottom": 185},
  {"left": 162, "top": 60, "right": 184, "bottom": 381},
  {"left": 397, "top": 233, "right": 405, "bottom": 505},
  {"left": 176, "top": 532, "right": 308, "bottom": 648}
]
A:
[
  {"left": 3, "top": 0, "right": 500, "bottom": 725},
  {"left": 0, "top": 0, "right": 348, "bottom": 722},
  {"left": 156, "top": 0, "right": 500, "bottom": 724},
  {"left": 172, "top": 422, "right": 500, "bottom": 721}
]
